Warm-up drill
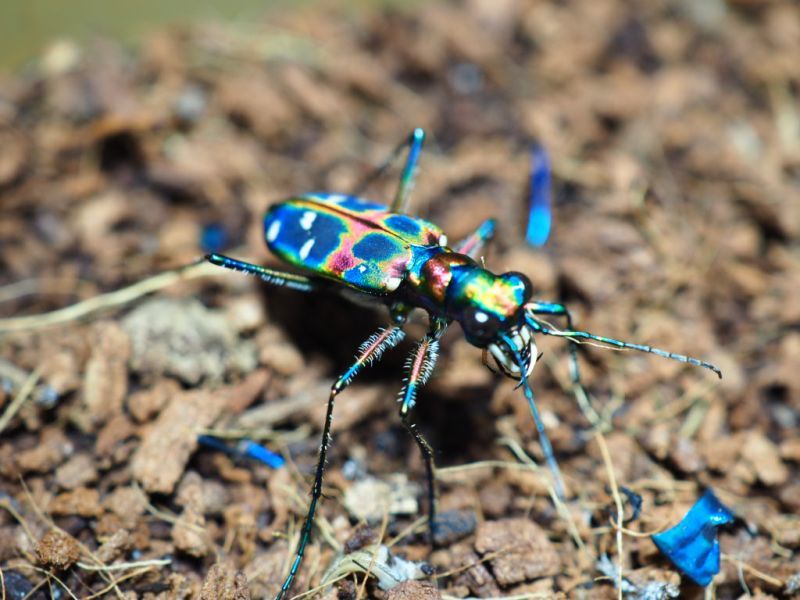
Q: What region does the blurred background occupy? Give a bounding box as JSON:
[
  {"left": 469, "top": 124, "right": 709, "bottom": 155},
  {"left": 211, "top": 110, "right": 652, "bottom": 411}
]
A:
[
  {"left": 0, "top": 0, "right": 424, "bottom": 69},
  {"left": 0, "top": 0, "right": 798, "bottom": 598}
]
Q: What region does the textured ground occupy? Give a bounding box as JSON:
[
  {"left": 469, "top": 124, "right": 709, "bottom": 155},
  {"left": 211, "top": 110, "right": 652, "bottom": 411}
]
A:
[{"left": 1, "top": 1, "right": 799, "bottom": 598}]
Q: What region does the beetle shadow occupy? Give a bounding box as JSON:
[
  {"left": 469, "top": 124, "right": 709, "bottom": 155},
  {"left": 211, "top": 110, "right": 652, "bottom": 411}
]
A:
[
  {"left": 414, "top": 384, "right": 497, "bottom": 465},
  {"left": 265, "top": 286, "right": 411, "bottom": 378},
  {"left": 264, "top": 284, "right": 497, "bottom": 465}
]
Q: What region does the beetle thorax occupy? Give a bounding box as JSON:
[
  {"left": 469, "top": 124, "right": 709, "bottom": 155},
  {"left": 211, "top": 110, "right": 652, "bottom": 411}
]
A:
[{"left": 406, "top": 251, "right": 475, "bottom": 308}]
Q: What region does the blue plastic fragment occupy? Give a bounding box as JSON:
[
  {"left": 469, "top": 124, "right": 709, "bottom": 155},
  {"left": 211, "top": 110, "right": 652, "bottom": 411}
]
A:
[
  {"left": 619, "top": 485, "right": 643, "bottom": 524},
  {"left": 525, "top": 144, "right": 552, "bottom": 247},
  {"left": 197, "top": 435, "right": 284, "bottom": 469},
  {"left": 200, "top": 223, "right": 228, "bottom": 253},
  {"left": 651, "top": 489, "right": 734, "bottom": 586},
  {"left": 239, "top": 440, "right": 286, "bottom": 469}
]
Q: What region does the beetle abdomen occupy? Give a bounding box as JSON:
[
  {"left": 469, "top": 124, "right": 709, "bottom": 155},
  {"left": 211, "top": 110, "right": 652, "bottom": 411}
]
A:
[{"left": 264, "top": 193, "right": 443, "bottom": 294}]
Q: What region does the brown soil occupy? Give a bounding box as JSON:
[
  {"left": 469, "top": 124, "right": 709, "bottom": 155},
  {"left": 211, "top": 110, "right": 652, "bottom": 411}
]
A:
[{"left": 1, "top": 1, "right": 799, "bottom": 598}]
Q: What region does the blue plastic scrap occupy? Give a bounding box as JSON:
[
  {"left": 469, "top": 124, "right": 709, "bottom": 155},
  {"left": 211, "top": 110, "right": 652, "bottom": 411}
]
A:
[
  {"left": 239, "top": 439, "right": 285, "bottom": 469},
  {"left": 197, "top": 434, "right": 285, "bottom": 469},
  {"left": 525, "top": 144, "right": 552, "bottom": 248},
  {"left": 651, "top": 489, "right": 734, "bottom": 586},
  {"left": 200, "top": 223, "right": 228, "bottom": 253}
]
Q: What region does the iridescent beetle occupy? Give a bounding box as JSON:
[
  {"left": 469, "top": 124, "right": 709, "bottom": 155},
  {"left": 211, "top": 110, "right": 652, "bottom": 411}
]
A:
[{"left": 207, "top": 128, "right": 721, "bottom": 599}]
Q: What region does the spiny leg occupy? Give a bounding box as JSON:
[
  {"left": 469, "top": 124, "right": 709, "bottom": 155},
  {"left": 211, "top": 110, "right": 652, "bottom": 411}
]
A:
[
  {"left": 276, "top": 326, "right": 406, "bottom": 600},
  {"left": 525, "top": 301, "right": 604, "bottom": 429},
  {"left": 524, "top": 314, "right": 722, "bottom": 379},
  {"left": 452, "top": 218, "right": 496, "bottom": 260},
  {"left": 206, "top": 253, "right": 316, "bottom": 293},
  {"left": 398, "top": 318, "right": 448, "bottom": 545}
]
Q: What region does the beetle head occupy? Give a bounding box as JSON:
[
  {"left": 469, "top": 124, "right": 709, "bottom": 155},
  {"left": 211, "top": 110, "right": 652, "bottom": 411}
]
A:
[{"left": 449, "top": 269, "right": 537, "bottom": 378}]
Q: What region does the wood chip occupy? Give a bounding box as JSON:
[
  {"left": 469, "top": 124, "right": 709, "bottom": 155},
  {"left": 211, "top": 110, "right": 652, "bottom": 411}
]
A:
[{"left": 131, "top": 389, "right": 229, "bottom": 493}]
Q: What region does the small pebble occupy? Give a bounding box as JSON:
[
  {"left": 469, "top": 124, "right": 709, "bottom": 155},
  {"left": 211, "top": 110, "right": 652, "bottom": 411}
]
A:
[
  {"left": 344, "top": 524, "right": 377, "bottom": 553},
  {"left": 0, "top": 570, "right": 41, "bottom": 600},
  {"left": 343, "top": 475, "right": 419, "bottom": 523},
  {"left": 475, "top": 518, "right": 561, "bottom": 585},
  {"left": 432, "top": 509, "right": 477, "bottom": 546}
]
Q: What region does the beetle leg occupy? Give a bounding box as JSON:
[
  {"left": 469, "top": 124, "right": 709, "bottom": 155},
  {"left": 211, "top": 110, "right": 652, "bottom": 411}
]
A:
[
  {"left": 518, "top": 366, "right": 568, "bottom": 499},
  {"left": 525, "top": 301, "right": 604, "bottom": 429},
  {"left": 276, "top": 326, "right": 406, "bottom": 600},
  {"left": 398, "top": 318, "right": 448, "bottom": 545},
  {"left": 350, "top": 128, "right": 426, "bottom": 215},
  {"left": 206, "top": 253, "right": 316, "bottom": 293},
  {"left": 452, "top": 218, "right": 496, "bottom": 259},
  {"left": 391, "top": 127, "right": 425, "bottom": 214},
  {"left": 497, "top": 332, "right": 567, "bottom": 499}
]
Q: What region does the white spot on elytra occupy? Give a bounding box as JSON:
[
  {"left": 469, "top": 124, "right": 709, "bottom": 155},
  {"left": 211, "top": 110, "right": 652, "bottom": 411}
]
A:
[
  {"left": 266, "top": 220, "right": 281, "bottom": 243},
  {"left": 300, "top": 211, "right": 317, "bottom": 230},
  {"left": 386, "top": 276, "right": 402, "bottom": 291},
  {"left": 358, "top": 265, "right": 367, "bottom": 273},
  {"left": 474, "top": 311, "right": 489, "bottom": 323},
  {"left": 439, "top": 235, "right": 448, "bottom": 247},
  {"left": 299, "top": 238, "right": 315, "bottom": 260}
]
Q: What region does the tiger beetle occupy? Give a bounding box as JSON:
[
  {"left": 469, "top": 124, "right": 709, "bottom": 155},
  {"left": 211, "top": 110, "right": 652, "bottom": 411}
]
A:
[{"left": 206, "top": 128, "right": 721, "bottom": 599}]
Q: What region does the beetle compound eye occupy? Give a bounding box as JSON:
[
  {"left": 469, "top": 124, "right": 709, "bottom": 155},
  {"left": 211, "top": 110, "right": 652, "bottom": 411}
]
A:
[
  {"left": 503, "top": 271, "right": 533, "bottom": 303},
  {"left": 464, "top": 307, "right": 502, "bottom": 343}
]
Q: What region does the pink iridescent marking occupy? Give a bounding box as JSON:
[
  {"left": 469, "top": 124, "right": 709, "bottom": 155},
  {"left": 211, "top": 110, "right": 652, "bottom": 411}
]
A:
[
  {"left": 409, "top": 339, "right": 429, "bottom": 381},
  {"left": 329, "top": 250, "right": 356, "bottom": 274}
]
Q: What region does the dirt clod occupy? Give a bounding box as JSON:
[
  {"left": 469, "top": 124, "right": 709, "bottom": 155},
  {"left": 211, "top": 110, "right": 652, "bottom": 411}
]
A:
[
  {"left": 475, "top": 518, "right": 561, "bottom": 585},
  {"left": 49, "top": 487, "right": 103, "bottom": 517},
  {"left": 742, "top": 432, "right": 789, "bottom": 486},
  {"left": 173, "top": 506, "right": 212, "bottom": 557},
  {"left": 385, "top": 580, "right": 441, "bottom": 600},
  {"left": 55, "top": 452, "right": 98, "bottom": 489},
  {"left": 35, "top": 529, "right": 81, "bottom": 570},
  {"left": 82, "top": 321, "right": 130, "bottom": 425},
  {"left": 131, "top": 389, "right": 229, "bottom": 493},
  {"left": 96, "top": 529, "right": 133, "bottom": 562},
  {"left": 123, "top": 298, "right": 256, "bottom": 385},
  {"left": 15, "top": 429, "right": 72, "bottom": 474},
  {"left": 200, "top": 563, "right": 251, "bottom": 600}
]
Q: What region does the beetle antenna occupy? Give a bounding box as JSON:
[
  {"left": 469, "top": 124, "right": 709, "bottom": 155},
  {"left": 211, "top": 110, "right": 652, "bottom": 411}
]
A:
[{"left": 523, "top": 309, "right": 722, "bottom": 378}]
